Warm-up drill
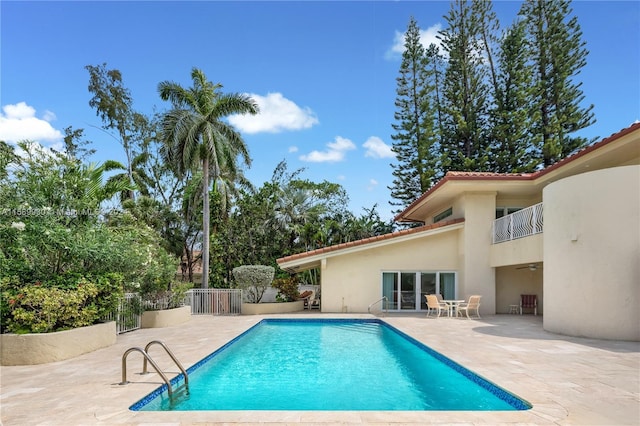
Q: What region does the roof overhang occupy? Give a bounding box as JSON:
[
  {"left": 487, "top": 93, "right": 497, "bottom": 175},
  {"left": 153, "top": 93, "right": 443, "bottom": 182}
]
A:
[
  {"left": 395, "top": 122, "right": 640, "bottom": 223},
  {"left": 277, "top": 219, "right": 464, "bottom": 273}
]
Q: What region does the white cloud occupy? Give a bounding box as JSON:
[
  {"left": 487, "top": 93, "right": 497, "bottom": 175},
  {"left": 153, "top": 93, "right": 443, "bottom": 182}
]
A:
[
  {"left": 228, "top": 92, "right": 319, "bottom": 134},
  {"left": 299, "top": 136, "right": 356, "bottom": 163},
  {"left": 367, "top": 178, "right": 379, "bottom": 191},
  {"left": 288, "top": 146, "right": 299, "bottom": 153},
  {"left": 363, "top": 136, "right": 394, "bottom": 159},
  {"left": 385, "top": 23, "right": 442, "bottom": 60},
  {"left": 0, "top": 102, "right": 63, "bottom": 145}
]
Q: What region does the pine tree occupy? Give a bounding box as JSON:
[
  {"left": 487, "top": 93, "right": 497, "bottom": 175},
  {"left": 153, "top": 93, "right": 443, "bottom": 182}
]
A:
[
  {"left": 490, "top": 20, "right": 538, "bottom": 172},
  {"left": 439, "top": 0, "right": 491, "bottom": 173},
  {"left": 389, "top": 17, "right": 439, "bottom": 213},
  {"left": 519, "top": 0, "right": 595, "bottom": 166}
]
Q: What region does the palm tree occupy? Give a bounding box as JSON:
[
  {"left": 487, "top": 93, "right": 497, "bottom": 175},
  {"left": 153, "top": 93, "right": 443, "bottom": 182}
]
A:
[{"left": 158, "top": 68, "right": 258, "bottom": 288}]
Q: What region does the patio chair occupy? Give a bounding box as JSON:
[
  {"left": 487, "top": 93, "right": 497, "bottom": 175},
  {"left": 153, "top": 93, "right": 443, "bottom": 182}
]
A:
[
  {"left": 457, "top": 295, "right": 482, "bottom": 319},
  {"left": 425, "top": 294, "right": 449, "bottom": 317},
  {"left": 520, "top": 294, "right": 537, "bottom": 315},
  {"left": 298, "top": 290, "right": 313, "bottom": 310},
  {"left": 309, "top": 290, "right": 320, "bottom": 310}
]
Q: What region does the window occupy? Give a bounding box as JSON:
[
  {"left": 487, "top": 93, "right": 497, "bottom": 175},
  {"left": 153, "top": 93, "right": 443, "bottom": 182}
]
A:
[
  {"left": 381, "top": 271, "right": 457, "bottom": 311},
  {"left": 433, "top": 207, "right": 453, "bottom": 223},
  {"left": 495, "top": 207, "right": 522, "bottom": 219}
]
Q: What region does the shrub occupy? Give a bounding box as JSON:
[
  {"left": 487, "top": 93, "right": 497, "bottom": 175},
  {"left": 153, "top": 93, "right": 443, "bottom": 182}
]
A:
[
  {"left": 0, "top": 274, "right": 124, "bottom": 334},
  {"left": 232, "top": 265, "right": 274, "bottom": 303},
  {"left": 142, "top": 281, "right": 191, "bottom": 311},
  {"left": 271, "top": 275, "right": 301, "bottom": 302}
]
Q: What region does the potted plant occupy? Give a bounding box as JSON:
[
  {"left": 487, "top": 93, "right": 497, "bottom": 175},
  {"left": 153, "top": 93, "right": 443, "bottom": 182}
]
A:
[{"left": 234, "top": 266, "right": 304, "bottom": 314}]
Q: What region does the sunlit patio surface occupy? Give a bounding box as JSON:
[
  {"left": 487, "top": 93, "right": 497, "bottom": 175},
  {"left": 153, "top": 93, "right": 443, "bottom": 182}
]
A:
[{"left": 1, "top": 312, "right": 638, "bottom": 425}]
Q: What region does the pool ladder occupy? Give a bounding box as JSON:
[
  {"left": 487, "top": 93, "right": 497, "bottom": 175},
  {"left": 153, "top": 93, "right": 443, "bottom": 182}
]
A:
[{"left": 120, "top": 340, "right": 189, "bottom": 397}]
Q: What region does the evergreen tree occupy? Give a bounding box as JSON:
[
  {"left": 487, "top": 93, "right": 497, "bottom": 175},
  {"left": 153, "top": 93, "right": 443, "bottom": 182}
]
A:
[
  {"left": 519, "top": 0, "right": 595, "bottom": 166},
  {"left": 425, "top": 43, "right": 447, "bottom": 181},
  {"left": 490, "top": 20, "right": 538, "bottom": 172},
  {"left": 389, "top": 17, "right": 439, "bottom": 213},
  {"left": 439, "top": 0, "right": 491, "bottom": 173}
]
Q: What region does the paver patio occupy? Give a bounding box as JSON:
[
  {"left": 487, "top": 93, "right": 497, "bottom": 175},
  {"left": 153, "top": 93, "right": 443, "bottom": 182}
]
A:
[{"left": 1, "top": 313, "right": 638, "bottom": 425}]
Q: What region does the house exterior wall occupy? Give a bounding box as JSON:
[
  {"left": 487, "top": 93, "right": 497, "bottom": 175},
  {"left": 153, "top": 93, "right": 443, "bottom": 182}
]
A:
[
  {"left": 320, "top": 230, "right": 460, "bottom": 313},
  {"left": 495, "top": 266, "right": 543, "bottom": 314},
  {"left": 457, "top": 192, "right": 497, "bottom": 314},
  {"left": 490, "top": 233, "right": 543, "bottom": 267},
  {"left": 543, "top": 165, "right": 640, "bottom": 341}
]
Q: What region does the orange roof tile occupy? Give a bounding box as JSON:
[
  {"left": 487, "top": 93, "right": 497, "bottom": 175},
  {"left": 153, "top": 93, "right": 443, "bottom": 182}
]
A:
[{"left": 395, "top": 122, "right": 640, "bottom": 222}]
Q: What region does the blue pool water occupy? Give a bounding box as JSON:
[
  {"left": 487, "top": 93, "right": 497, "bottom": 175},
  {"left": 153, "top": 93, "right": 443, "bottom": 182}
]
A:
[{"left": 131, "top": 319, "right": 531, "bottom": 411}]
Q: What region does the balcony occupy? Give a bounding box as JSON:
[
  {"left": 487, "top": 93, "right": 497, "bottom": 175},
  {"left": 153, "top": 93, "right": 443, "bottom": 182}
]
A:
[{"left": 492, "top": 202, "right": 543, "bottom": 244}]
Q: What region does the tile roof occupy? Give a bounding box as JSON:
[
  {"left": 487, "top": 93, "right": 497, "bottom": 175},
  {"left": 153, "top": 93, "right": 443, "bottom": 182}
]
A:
[
  {"left": 277, "top": 122, "right": 640, "bottom": 268},
  {"left": 277, "top": 217, "right": 465, "bottom": 264},
  {"left": 395, "top": 121, "right": 640, "bottom": 222}
]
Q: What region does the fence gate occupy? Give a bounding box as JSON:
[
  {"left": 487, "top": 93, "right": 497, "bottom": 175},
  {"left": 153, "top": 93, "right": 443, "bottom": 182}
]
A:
[
  {"left": 105, "top": 293, "right": 141, "bottom": 334},
  {"left": 187, "top": 289, "right": 242, "bottom": 315}
]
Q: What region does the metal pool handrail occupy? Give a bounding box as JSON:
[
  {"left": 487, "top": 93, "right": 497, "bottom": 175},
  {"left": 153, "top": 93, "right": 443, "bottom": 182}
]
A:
[
  {"left": 143, "top": 340, "right": 189, "bottom": 387},
  {"left": 120, "top": 347, "right": 174, "bottom": 396},
  {"left": 368, "top": 296, "right": 388, "bottom": 316}
]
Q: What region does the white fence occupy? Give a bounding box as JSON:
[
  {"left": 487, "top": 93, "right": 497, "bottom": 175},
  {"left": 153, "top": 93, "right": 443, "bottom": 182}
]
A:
[
  {"left": 103, "top": 293, "right": 141, "bottom": 334},
  {"left": 105, "top": 289, "right": 242, "bottom": 334},
  {"left": 186, "top": 289, "right": 243, "bottom": 315},
  {"left": 492, "top": 202, "right": 544, "bottom": 244}
]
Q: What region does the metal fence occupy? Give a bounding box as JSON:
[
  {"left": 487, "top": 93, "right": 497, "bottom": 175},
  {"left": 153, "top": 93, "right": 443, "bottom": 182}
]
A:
[
  {"left": 492, "top": 202, "right": 544, "bottom": 244},
  {"left": 186, "top": 289, "right": 243, "bottom": 315},
  {"left": 103, "top": 293, "right": 142, "bottom": 334},
  {"left": 105, "top": 289, "right": 242, "bottom": 334}
]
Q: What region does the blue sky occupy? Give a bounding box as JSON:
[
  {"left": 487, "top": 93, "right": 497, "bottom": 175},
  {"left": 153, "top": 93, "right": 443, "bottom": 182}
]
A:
[{"left": 1, "top": 1, "right": 639, "bottom": 220}]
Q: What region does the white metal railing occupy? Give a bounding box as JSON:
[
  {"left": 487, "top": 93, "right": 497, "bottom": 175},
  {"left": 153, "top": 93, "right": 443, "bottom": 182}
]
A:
[
  {"left": 186, "top": 289, "right": 243, "bottom": 315},
  {"left": 492, "top": 202, "right": 543, "bottom": 244},
  {"left": 103, "top": 293, "right": 142, "bottom": 334},
  {"left": 368, "top": 296, "right": 388, "bottom": 316}
]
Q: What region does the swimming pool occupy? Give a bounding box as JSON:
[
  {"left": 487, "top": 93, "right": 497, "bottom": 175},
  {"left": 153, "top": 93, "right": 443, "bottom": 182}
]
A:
[{"left": 131, "top": 319, "right": 531, "bottom": 411}]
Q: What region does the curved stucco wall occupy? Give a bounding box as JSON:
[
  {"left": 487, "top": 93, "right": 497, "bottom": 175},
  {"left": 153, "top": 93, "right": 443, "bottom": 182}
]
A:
[{"left": 543, "top": 165, "right": 640, "bottom": 341}]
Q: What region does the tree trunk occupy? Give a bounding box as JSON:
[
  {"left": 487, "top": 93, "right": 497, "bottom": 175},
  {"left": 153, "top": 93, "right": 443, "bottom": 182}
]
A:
[{"left": 201, "top": 157, "right": 210, "bottom": 289}]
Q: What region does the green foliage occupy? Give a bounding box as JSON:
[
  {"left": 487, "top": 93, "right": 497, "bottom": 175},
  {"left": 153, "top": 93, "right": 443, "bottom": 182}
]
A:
[
  {"left": 1, "top": 274, "right": 124, "bottom": 334},
  {"left": 519, "top": 0, "right": 595, "bottom": 166},
  {"left": 142, "top": 281, "right": 191, "bottom": 311},
  {"left": 271, "top": 275, "right": 301, "bottom": 302},
  {"left": 439, "top": 0, "right": 491, "bottom": 174},
  {"left": 232, "top": 265, "right": 274, "bottom": 303},
  {"left": 390, "top": 16, "right": 440, "bottom": 212},
  {"left": 158, "top": 67, "right": 259, "bottom": 289}
]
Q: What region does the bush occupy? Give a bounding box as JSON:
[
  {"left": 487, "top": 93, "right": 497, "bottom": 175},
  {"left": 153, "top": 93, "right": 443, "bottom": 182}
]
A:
[
  {"left": 142, "top": 281, "right": 191, "bottom": 311},
  {"left": 232, "top": 265, "right": 274, "bottom": 303},
  {"left": 271, "top": 275, "right": 301, "bottom": 302},
  {"left": 0, "top": 274, "right": 124, "bottom": 334}
]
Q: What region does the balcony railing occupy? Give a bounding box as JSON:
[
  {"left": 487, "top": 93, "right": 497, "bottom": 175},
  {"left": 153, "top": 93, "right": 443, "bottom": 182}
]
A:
[{"left": 492, "top": 202, "right": 543, "bottom": 244}]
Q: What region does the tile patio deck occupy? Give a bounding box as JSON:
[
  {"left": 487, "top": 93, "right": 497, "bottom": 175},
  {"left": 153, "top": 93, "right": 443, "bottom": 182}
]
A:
[{"left": 1, "top": 313, "right": 638, "bottom": 425}]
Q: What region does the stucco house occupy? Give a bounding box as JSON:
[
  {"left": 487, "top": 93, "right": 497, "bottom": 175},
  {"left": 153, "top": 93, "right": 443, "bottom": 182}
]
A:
[{"left": 277, "top": 122, "right": 640, "bottom": 341}]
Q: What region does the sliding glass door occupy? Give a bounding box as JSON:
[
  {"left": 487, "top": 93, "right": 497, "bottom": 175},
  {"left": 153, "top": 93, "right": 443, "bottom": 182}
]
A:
[
  {"left": 382, "top": 272, "right": 398, "bottom": 310},
  {"left": 381, "top": 271, "right": 456, "bottom": 312}
]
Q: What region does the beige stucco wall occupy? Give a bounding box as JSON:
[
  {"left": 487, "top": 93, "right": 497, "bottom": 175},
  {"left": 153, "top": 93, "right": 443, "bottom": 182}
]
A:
[
  {"left": 543, "top": 165, "right": 640, "bottom": 341},
  {"left": 321, "top": 230, "right": 460, "bottom": 313},
  {"left": 241, "top": 300, "right": 304, "bottom": 315},
  {"left": 0, "top": 321, "right": 116, "bottom": 365},
  {"left": 495, "top": 267, "right": 543, "bottom": 314},
  {"left": 141, "top": 306, "right": 191, "bottom": 328},
  {"left": 457, "top": 192, "right": 498, "bottom": 314},
  {"left": 490, "top": 233, "right": 543, "bottom": 267}
]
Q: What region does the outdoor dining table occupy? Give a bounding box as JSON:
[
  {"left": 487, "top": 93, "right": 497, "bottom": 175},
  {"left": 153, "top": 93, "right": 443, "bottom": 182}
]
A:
[{"left": 443, "top": 299, "right": 465, "bottom": 317}]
